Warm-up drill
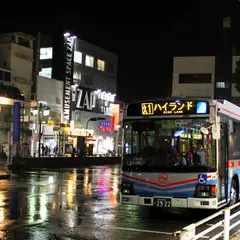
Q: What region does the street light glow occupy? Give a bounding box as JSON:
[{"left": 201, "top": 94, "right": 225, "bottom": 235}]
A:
[{"left": 64, "top": 32, "right": 70, "bottom": 37}]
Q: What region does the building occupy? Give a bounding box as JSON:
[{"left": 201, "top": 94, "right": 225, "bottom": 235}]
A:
[
  {"left": 38, "top": 32, "right": 120, "bottom": 156},
  {"left": 172, "top": 56, "right": 240, "bottom": 102},
  {"left": 39, "top": 33, "right": 117, "bottom": 93},
  {"left": 29, "top": 76, "right": 63, "bottom": 156},
  {"left": 0, "top": 32, "right": 35, "bottom": 158}
]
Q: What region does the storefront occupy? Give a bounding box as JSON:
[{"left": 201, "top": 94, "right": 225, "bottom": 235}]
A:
[
  {"left": 30, "top": 102, "right": 62, "bottom": 157},
  {"left": 62, "top": 86, "right": 120, "bottom": 157}
]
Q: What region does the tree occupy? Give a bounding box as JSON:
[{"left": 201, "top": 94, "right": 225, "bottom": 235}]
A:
[{"left": 233, "top": 59, "right": 240, "bottom": 93}]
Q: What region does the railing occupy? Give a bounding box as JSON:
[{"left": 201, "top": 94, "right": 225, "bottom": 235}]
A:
[{"left": 173, "top": 202, "right": 240, "bottom": 240}]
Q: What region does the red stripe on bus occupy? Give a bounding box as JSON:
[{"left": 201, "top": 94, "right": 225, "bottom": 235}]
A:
[
  {"left": 227, "top": 161, "right": 235, "bottom": 168},
  {"left": 221, "top": 107, "right": 240, "bottom": 118},
  {"left": 121, "top": 173, "right": 211, "bottom": 188}
]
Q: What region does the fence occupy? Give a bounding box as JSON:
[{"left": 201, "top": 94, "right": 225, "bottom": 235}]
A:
[{"left": 173, "top": 202, "right": 240, "bottom": 240}]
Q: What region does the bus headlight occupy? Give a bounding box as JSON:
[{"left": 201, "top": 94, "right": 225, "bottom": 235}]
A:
[
  {"left": 195, "top": 185, "right": 217, "bottom": 198},
  {"left": 121, "top": 182, "right": 133, "bottom": 195}
]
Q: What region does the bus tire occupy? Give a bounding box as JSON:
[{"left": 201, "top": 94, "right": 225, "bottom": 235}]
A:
[{"left": 230, "top": 178, "right": 238, "bottom": 206}]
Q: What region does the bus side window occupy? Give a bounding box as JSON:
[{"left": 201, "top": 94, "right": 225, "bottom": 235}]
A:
[{"left": 228, "top": 120, "right": 240, "bottom": 160}]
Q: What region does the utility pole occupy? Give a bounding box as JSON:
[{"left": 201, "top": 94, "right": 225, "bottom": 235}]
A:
[
  {"left": 214, "top": 17, "right": 232, "bottom": 101},
  {"left": 31, "top": 32, "right": 41, "bottom": 100}
]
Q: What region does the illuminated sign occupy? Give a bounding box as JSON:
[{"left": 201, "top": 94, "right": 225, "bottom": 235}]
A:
[
  {"left": 99, "top": 121, "right": 111, "bottom": 132},
  {"left": 63, "top": 35, "right": 75, "bottom": 123},
  {"left": 73, "top": 87, "right": 116, "bottom": 116},
  {"left": 127, "top": 100, "right": 209, "bottom": 116}
]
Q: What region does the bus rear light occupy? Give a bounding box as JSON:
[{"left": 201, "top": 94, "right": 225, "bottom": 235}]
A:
[{"left": 195, "top": 184, "right": 217, "bottom": 198}]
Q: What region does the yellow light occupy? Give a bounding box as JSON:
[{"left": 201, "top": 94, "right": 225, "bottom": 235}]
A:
[
  {"left": 0, "top": 97, "right": 7, "bottom": 105},
  {"left": 141, "top": 103, "right": 154, "bottom": 115}
]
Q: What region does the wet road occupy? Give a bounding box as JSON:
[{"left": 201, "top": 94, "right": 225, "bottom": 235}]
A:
[{"left": 0, "top": 165, "right": 222, "bottom": 240}]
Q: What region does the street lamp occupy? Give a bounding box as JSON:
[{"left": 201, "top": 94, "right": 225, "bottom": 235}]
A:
[
  {"left": 85, "top": 117, "right": 105, "bottom": 135},
  {"left": 35, "top": 103, "right": 50, "bottom": 157}
]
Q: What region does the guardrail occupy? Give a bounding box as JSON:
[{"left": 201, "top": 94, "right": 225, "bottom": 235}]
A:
[{"left": 173, "top": 202, "right": 240, "bottom": 240}]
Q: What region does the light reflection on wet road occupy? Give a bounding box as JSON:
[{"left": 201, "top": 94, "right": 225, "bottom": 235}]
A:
[{"left": 0, "top": 165, "right": 212, "bottom": 239}]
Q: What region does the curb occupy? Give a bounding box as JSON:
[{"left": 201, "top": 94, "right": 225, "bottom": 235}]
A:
[{"left": 230, "top": 232, "right": 240, "bottom": 240}]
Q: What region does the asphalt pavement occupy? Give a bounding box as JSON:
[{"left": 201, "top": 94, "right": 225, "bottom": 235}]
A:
[{"left": 0, "top": 164, "right": 237, "bottom": 239}]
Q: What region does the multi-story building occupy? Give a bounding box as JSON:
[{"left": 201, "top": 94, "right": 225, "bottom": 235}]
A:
[
  {"left": 38, "top": 32, "right": 120, "bottom": 155},
  {"left": 39, "top": 33, "right": 117, "bottom": 93},
  {"left": 0, "top": 32, "right": 35, "bottom": 158},
  {"left": 172, "top": 56, "right": 240, "bottom": 103}
]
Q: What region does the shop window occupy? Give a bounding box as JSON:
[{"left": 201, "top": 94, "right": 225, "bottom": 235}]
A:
[
  {"left": 40, "top": 47, "right": 53, "bottom": 60},
  {"left": 97, "top": 59, "right": 105, "bottom": 71},
  {"left": 39, "top": 67, "right": 52, "bottom": 78},
  {"left": 74, "top": 51, "right": 82, "bottom": 64},
  {"left": 85, "top": 55, "right": 94, "bottom": 67}
]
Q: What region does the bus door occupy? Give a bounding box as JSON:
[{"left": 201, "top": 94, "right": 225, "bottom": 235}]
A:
[{"left": 218, "top": 123, "right": 228, "bottom": 202}]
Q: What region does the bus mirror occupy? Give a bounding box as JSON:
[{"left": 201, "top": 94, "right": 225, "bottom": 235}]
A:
[
  {"left": 212, "top": 124, "right": 220, "bottom": 140},
  {"left": 200, "top": 127, "right": 209, "bottom": 135}
]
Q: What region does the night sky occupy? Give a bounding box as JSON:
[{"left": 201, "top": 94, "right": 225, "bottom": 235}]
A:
[{"left": 1, "top": 3, "right": 239, "bottom": 102}]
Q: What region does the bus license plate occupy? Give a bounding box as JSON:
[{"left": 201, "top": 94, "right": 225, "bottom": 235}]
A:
[{"left": 154, "top": 198, "right": 171, "bottom": 207}]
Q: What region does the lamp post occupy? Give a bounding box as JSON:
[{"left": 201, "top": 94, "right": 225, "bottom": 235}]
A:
[
  {"left": 37, "top": 103, "right": 51, "bottom": 157},
  {"left": 85, "top": 117, "right": 105, "bottom": 135}
]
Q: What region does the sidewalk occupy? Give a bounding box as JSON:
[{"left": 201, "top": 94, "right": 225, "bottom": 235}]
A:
[
  {"left": 0, "top": 160, "right": 10, "bottom": 180},
  {"left": 230, "top": 231, "right": 240, "bottom": 239}
]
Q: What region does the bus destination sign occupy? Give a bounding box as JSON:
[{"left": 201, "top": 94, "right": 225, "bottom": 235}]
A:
[{"left": 127, "top": 100, "right": 209, "bottom": 116}]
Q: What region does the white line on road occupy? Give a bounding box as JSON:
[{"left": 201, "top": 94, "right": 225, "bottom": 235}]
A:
[{"left": 111, "top": 226, "right": 172, "bottom": 235}]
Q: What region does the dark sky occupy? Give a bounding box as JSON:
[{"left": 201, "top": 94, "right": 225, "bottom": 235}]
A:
[{"left": 1, "top": 3, "right": 240, "bottom": 102}]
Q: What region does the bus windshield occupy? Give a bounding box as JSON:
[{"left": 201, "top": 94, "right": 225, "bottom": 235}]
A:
[{"left": 122, "top": 118, "right": 216, "bottom": 172}]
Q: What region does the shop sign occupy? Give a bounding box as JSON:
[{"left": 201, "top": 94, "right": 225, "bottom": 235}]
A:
[
  {"left": 63, "top": 35, "right": 75, "bottom": 123},
  {"left": 73, "top": 87, "right": 116, "bottom": 115},
  {"left": 14, "top": 52, "right": 33, "bottom": 61}
]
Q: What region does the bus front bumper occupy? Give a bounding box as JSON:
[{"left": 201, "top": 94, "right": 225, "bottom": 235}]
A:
[{"left": 120, "top": 193, "right": 219, "bottom": 209}]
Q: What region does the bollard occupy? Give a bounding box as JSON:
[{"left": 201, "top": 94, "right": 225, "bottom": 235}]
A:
[
  {"left": 223, "top": 207, "right": 230, "bottom": 240},
  {"left": 180, "top": 224, "right": 196, "bottom": 240}
]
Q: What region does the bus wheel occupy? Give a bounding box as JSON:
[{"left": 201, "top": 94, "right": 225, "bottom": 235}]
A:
[{"left": 230, "top": 179, "right": 238, "bottom": 206}]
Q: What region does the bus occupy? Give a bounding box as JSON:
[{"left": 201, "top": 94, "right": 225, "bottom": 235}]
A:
[{"left": 120, "top": 98, "right": 240, "bottom": 209}]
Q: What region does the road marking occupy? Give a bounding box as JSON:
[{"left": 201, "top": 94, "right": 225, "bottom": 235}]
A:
[{"left": 112, "top": 226, "right": 172, "bottom": 235}]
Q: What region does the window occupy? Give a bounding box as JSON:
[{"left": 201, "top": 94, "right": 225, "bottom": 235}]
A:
[
  {"left": 83, "top": 73, "right": 93, "bottom": 86},
  {"left": 73, "top": 71, "right": 81, "bottom": 84},
  {"left": 97, "top": 59, "right": 105, "bottom": 71},
  {"left": 228, "top": 120, "right": 240, "bottom": 160},
  {"left": 40, "top": 47, "right": 53, "bottom": 60},
  {"left": 18, "top": 37, "right": 30, "bottom": 48},
  {"left": 123, "top": 118, "right": 216, "bottom": 171},
  {"left": 74, "top": 51, "right": 82, "bottom": 64},
  {"left": 216, "top": 82, "right": 230, "bottom": 88},
  {"left": 39, "top": 68, "right": 52, "bottom": 78},
  {"left": 4, "top": 71, "right": 10, "bottom": 82},
  {"left": 107, "top": 63, "right": 115, "bottom": 74},
  {"left": 179, "top": 74, "right": 212, "bottom": 83},
  {"left": 0, "top": 70, "right": 11, "bottom": 82},
  {"left": 85, "top": 55, "right": 94, "bottom": 67}
]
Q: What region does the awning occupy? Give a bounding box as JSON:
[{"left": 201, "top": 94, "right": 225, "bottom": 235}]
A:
[{"left": 0, "top": 85, "right": 25, "bottom": 100}]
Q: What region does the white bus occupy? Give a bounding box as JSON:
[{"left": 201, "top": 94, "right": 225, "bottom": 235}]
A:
[{"left": 120, "top": 98, "right": 240, "bottom": 209}]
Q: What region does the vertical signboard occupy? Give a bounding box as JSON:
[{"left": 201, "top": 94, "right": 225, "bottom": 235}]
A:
[
  {"left": 63, "top": 34, "right": 75, "bottom": 123},
  {"left": 13, "top": 102, "right": 20, "bottom": 142}
]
